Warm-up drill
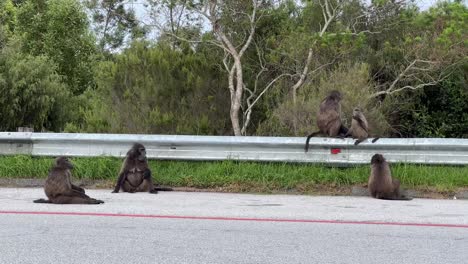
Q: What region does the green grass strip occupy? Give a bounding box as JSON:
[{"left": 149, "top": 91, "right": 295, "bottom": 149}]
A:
[{"left": 0, "top": 155, "right": 467, "bottom": 192}]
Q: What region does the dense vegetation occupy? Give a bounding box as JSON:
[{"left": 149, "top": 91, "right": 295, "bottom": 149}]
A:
[{"left": 0, "top": 0, "right": 466, "bottom": 138}]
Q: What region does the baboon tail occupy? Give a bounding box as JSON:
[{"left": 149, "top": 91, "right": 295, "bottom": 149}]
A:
[
  {"left": 371, "top": 137, "right": 380, "bottom": 143},
  {"left": 305, "top": 131, "right": 320, "bottom": 153},
  {"left": 155, "top": 186, "right": 173, "bottom": 191},
  {"left": 33, "top": 198, "right": 51, "bottom": 203},
  {"left": 395, "top": 195, "right": 413, "bottom": 201},
  {"left": 380, "top": 196, "right": 413, "bottom": 201}
]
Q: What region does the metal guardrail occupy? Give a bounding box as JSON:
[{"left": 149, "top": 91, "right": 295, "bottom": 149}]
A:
[{"left": 0, "top": 132, "right": 467, "bottom": 165}]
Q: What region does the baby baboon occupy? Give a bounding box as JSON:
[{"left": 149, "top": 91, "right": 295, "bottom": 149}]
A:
[
  {"left": 368, "top": 154, "right": 412, "bottom": 200},
  {"left": 344, "top": 107, "right": 379, "bottom": 145},
  {"left": 112, "top": 143, "right": 172, "bottom": 194},
  {"left": 305, "top": 90, "right": 348, "bottom": 152},
  {"left": 33, "top": 157, "right": 104, "bottom": 204}
]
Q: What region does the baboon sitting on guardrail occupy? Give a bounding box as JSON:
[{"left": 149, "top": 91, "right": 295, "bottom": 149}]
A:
[
  {"left": 305, "top": 90, "right": 348, "bottom": 152},
  {"left": 343, "top": 107, "right": 379, "bottom": 145}
]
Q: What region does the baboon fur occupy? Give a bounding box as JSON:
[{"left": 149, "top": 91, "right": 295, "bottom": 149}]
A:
[
  {"left": 368, "top": 154, "right": 412, "bottom": 201},
  {"left": 345, "top": 107, "right": 379, "bottom": 145},
  {"left": 112, "top": 143, "right": 172, "bottom": 194},
  {"left": 305, "top": 90, "right": 348, "bottom": 152},
  {"left": 33, "top": 157, "right": 104, "bottom": 204}
]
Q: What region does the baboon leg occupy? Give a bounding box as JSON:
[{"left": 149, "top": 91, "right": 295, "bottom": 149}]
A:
[
  {"left": 371, "top": 137, "right": 380, "bottom": 143},
  {"left": 71, "top": 184, "right": 85, "bottom": 193},
  {"left": 122, "top": 181, "right": 138, "bottom": 193},
  {"left": 141, "top": 169, "right": 158, "bottom": 193},
  {"left": 136, "top": 179, "right": 158, "bottom": 193},
  {"left": 52, "top": 195, "right": 104, "bottom": 204},
  {"left": 66, "top": 189, "right": 92, "bottom": 199},
  {"left": 338, "top": 128, "right": 352, "bottom": 139},
  {"left": 305, "top": 131, "right": 321, "bottom": 153},
  {"left": 338, "top": 125, "right": 349, "bottom": 137},
  {"left": 354, "top": 138, "right": 367, "bottom": 145},
  {"left": 33, "top": 198, "right": 51, "bottom": 203}
]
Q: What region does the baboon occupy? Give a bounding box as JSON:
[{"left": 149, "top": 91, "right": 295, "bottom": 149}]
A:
[
  {"left": 344, "top": 107, "right": 379, "bottom": 145},
  {"left": 112, "top": 143, "right": 172, "bottom": 194},
  {"left": 368, "top": 154, "right": 412, "bottom": 200},
  {"left": 305, "top": 90, "right": 348, "bottom": 152},
  {"left": 33, "top": 157, "right": 104, "bottom": 204}
]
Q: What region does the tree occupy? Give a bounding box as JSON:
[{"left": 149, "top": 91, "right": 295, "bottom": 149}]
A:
[
  {"left": 152, "top": 0, "right": 269, "bottom": 136},
  {"left": 0, "top": 0, "right": 16, "bottom": 46},
  {"left": 0, "top": 42, "right": 70, "bottom": 131},
  {"left": 82, "top": 41, "right": 229, "bottom": 134},
  {"left": 15, "top": 0, "right": 96, "bottom": 94},
  {"left": 84, "top": 0, "right": 147, "bottom": 52}
]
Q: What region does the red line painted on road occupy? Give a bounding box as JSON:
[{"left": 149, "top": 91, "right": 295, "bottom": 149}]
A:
[{"left": 1, "top": 210, "right": 467, "bottom": 229}]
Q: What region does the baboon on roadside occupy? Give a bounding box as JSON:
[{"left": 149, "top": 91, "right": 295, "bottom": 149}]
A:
[
  {"left": 368, "top": 154, "right": 412, "bottom": 200},
  {"left": 33, "top": 157, "right": 104, "bottom": 204},
  {"left": 305, "top": 90, "right": 348, "bottom": 152},
  {"left": 112, "top": 143, "right": 172, "bottom": 194},
  {"left": 344, "top": 107, "right": 379, "bottom": 145}
]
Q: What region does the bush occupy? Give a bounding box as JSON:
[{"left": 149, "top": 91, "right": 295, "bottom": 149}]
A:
[
  {"left": 258, "top": 62, "right": 390, "bottom": 136},
  {"left": 0, "top": 42, "right": 70, "bottom": 131}
]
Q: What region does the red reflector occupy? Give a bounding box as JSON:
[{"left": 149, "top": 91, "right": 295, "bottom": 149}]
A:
[{"left": 331, "top": 148, "right": 341, "bottom": 154}]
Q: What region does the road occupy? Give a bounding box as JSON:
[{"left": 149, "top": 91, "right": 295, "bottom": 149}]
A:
[{"left": 0, "top": 188, "right": 467, "bottom": 264}]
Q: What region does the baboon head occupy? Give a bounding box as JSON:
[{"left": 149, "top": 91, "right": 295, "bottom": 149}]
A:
[
  {"left": 371, "top": 154, "right": 385, "bottom": 164},
  {"left": 128, "top": 143, "right": 147, "bottom": 161},
  {"left": 55, "top": 156, "right": 74, "bottom": 169},
  {"left": 327, "top": 90, "right": 342, "bottom": 102},
  {"left": 353, "top": 107, "right": 363, "bottom": 117}
]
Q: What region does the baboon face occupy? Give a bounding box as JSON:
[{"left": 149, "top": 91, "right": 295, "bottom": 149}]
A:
[
  {"left": 55, "top": 157, "right": 74, "bottom": 169},
  {"left": 328, "top": 90, "right": 342, "bottom": 102},
  {"left": 129, "top": 143, "right": 147, "bottom": 161},
  {"left": 137, "top": 146, "right": 146, "bottom": 161},
  {"left": 371, "top": 154, "right": 385, "bottom": 164}
]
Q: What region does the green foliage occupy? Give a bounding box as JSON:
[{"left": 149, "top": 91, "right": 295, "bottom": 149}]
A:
[
  {"left": 0, "top": 42, "right": 70, "bottom": 131},
  {"left": 15, "top": 0, "right": 96, "bottom": 94},
  {"left": 0, "top": 0, "right": 16, "bottom": 46},
  {"left": 0, "top": 0, "right": 466, "bottom": 138},
  {"left": 84, "top": 0, "right": 147, "bottom": 52},
  {"left": 81, "top": 41, "right": 229, "bottom": 134},
  {"left": 397, "top": 70, "right": 468, "bottom": 137}
]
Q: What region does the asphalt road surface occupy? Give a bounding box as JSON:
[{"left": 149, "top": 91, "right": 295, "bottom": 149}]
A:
[{"left": 0, "top": 188, "right": 467, "bottom": 264}]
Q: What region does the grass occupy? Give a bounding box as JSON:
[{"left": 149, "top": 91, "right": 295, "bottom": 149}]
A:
[{"left": 0, "top": 155, "right": 467, "bottom": 193}]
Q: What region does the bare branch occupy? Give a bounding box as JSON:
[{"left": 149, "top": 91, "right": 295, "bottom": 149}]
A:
[
  {"left": 368, "top": 60, "right": 449, "bottom": 98},
  {"left": 244, "top": 73, "right": 293, "bottom": 115}
]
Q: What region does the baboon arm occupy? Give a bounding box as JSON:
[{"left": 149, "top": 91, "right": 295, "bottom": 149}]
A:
[
  {"left": 344, "top": 129, "right": 352, "bottom": 138},
  {"left": 142, "top": 168, "right": 152, "bottom": 180},
  {"left": 352, "top": 116, "right": 368, "bottom": 133},
  {"left": 112, "top": 171, "right": 128, "bottom": 193}
]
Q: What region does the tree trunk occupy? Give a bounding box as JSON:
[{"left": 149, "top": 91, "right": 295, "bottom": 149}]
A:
[{"left": 230, "top": 57, "right": 243, "bottom": 136}]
